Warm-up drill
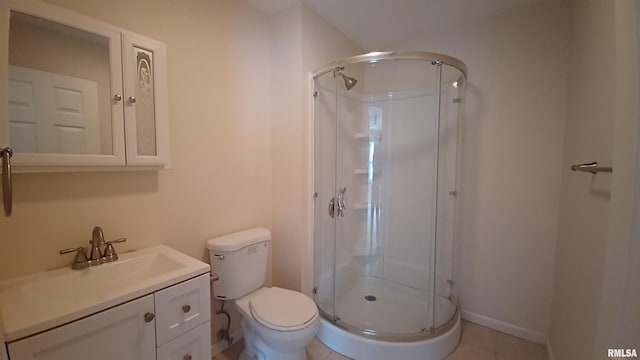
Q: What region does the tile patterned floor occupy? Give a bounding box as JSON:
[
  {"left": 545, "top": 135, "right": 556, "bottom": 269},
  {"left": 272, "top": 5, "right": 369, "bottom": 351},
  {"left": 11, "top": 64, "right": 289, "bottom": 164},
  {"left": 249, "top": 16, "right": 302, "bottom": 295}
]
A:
[{"left": 213, "top": 320, "right": 548, "bottom": 360}]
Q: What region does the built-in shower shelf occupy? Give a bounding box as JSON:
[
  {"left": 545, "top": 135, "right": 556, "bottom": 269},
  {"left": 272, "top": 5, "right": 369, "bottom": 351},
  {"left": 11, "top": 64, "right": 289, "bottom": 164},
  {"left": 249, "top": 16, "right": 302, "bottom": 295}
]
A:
[
  {"left": 354, "top": 169, "right": 381, "bottom": 176},
  {"left": 353, "top": 203, "right": 380, "bottom": 210},
  {"left": 354, "top": 132, "right": 382, "bottom": 141}
]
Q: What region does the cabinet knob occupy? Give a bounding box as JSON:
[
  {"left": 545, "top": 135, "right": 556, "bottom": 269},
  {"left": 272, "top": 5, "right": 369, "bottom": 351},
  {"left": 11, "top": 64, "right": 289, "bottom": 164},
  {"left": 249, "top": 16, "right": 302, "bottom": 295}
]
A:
[
  {"left": 144, "top": 312, "right": 155, "bottom": 322},
  {"left": 113, "top": 94, "right": 122, "bottom": 101},
  {"left": 183, "top": 354, "right": 192, "bottom": 360},
  {"left": 182, "top": 304, "right": 191, "bottom": 313},
  {"left": 128, "top": 96, "right": 136, "bottom": 104}
]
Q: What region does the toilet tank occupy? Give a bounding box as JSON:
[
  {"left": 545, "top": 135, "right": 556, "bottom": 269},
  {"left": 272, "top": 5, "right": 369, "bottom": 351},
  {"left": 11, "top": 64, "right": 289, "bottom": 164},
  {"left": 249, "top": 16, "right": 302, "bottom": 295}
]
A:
[{"left": 207, "top": 228, "right": 270, "bottom": 300}]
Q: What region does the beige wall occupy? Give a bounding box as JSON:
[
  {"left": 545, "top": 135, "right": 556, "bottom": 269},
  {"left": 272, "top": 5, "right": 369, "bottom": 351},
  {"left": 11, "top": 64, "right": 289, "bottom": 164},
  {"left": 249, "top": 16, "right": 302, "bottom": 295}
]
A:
[
  {"left": 548, "top": 0, "right": 616, "bottom": 358},
  {"left": 269, "top": 2, "right": 361, "bottom": 292},
  {"left": 0, "top": 0, "right": 273, "bottom": 282},
  {"left": 269, "top": 3, "right": 303, "bottom": 292},
  {"left": 0, "top": 0, "right": 362, "bottom": 348},
  {"left": 395, "top": 1, "right": 569, "bottom": 337},
  {"left": 1, "top": 0, "right": 274, "bottom": 349},
  {"left": 593, "top": 1, "right": 640, "bottom": 355},
  {"left": 550, "top": 0, "right": 640, "bottom": 357}
]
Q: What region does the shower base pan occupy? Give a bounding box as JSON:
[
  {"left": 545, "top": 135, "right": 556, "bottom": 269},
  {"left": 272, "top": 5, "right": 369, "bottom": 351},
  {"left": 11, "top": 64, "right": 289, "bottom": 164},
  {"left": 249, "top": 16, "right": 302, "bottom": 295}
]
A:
[
  {"left": 316, "top": 275, "right": 461, "bottom": 360},
  {"left": 317, "top": 313, "right": 460, "bottom": 360}
]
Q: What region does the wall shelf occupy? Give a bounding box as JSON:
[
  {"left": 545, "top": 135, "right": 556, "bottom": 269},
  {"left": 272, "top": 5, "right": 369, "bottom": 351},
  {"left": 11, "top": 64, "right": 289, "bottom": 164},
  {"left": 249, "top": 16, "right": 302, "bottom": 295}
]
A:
[
  {"left": 354, "top": 168, "right": 381, "bottom": 176},
  {"left": 353, "top": 202, "right": 380, "bottom": 210},
  {"left": 354, "top": 132, "right": 382, "bottom": 141}
]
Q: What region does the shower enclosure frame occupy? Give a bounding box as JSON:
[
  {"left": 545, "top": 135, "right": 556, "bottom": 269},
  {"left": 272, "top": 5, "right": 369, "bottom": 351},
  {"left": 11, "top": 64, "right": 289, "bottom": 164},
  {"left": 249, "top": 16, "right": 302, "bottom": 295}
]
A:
[
  {"left": 309, "top": 50, "right": 467, "bottom": 358},
  {"left": 313, "top": 51, "right": 467, "bottom": 80}
]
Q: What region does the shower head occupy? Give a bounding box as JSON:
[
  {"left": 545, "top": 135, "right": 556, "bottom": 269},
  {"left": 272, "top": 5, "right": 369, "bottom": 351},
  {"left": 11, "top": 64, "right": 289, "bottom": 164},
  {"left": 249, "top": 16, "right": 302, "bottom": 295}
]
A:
[{"left": 338, "top": 72, "right": 358, "bottom": 91}]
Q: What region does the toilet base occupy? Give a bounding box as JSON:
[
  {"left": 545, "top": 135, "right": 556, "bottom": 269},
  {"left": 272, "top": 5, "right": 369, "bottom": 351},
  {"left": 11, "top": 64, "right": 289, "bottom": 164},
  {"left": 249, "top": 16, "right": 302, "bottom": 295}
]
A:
[{"left": 239, "top": 317, "right": 315, "bottom": 360}]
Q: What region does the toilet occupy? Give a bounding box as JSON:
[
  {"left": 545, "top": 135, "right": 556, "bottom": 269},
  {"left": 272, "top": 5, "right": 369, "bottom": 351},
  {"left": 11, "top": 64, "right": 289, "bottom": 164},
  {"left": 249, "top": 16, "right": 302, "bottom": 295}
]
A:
[{"left": 207, "top": 228, "right": 319, "bottom": 360}]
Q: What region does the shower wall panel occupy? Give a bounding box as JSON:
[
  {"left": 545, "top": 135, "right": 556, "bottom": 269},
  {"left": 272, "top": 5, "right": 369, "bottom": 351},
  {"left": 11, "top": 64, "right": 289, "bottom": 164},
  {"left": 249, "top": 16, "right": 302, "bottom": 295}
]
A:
[{"left": 381, "top": 89, "right": 438, "bottom": 292}]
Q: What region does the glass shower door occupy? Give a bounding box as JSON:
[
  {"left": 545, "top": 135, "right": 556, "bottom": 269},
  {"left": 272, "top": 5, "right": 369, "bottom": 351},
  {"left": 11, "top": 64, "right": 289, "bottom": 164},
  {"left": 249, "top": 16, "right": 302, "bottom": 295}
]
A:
[
  {"left": 313, "top": 57, "right": 461, "bottom": 339},
  {"left": 313, "top": 72, "right": 337, "bottom": 318},
  {"left": 331, "top": 60, "right": 443, "bottom": 336},
  {"left": 333, "top": 67, "right": 366, "bottom": 328}
]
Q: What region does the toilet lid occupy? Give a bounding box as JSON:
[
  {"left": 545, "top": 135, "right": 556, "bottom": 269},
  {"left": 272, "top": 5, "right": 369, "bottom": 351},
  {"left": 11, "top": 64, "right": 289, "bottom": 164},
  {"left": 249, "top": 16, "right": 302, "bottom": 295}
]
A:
[{"left": 248, "top": 287, "right": 318, "bottom": 331}]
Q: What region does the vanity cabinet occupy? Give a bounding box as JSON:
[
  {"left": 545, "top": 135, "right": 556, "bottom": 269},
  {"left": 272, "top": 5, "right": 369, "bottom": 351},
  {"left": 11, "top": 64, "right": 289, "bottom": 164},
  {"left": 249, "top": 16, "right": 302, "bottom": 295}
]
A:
[
  {"left": 154, "top": 275, "right": 210, "bottom": 346},
  {"left": 5, "top": 274, "right": 211, "bottom": 360},
  {"left": 3, "top": 0, "right": 170, "bottom": 171},
  {"left": 7, "top": 295, "right": 156, "bottom": 360},
  {"left": 157, "top": 322, "right": 211, "bottom": 360}
]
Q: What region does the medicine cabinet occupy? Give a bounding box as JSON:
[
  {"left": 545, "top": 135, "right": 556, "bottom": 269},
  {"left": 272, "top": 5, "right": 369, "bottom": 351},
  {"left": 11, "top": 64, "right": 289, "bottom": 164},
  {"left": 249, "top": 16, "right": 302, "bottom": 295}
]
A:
[{"left": 1, "top": 0, "right": 170, "bottom": 171}]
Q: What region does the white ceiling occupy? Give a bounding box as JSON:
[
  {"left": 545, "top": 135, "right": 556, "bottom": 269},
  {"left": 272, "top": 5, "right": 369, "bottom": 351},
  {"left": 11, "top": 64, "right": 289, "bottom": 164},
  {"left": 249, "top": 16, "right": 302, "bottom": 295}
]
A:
[
  {"left": 247, "top": 0, "right": 299, "bottom": 14},
  {"left": 301, "top": 0, "right": 548, "bottom": 50}
]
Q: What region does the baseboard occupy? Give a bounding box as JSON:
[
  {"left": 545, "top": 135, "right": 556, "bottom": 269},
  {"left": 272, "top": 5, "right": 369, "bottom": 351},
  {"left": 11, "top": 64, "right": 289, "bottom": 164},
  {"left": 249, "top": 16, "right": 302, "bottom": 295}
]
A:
[
  {"left": 461, "top": 310, "right": 547, "bottom": 344},
  {"left": 546, "top": 338, "right": 555, "bottom": 360},
  {"left": 211, "top": 328, "right": 243, "bottom": 356}
]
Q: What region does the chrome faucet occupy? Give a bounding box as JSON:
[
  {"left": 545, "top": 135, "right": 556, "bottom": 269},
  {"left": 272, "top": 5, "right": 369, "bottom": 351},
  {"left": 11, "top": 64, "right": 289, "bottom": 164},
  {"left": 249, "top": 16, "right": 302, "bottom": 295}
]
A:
[
  {"left": 89, "top": 226, "right": 105, "bottom": 263},
  {"left": 60, "top": 226, "right": 127, "bottom": 269}
]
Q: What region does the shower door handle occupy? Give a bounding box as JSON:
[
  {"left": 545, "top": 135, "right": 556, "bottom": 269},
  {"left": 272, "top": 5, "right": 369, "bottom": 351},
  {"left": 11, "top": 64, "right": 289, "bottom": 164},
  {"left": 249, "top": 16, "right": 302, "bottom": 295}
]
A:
[
  {"left": 337, "top": 187, "right": 346, "bottom": 217},
  {"left": 328, "top": 197, "right": 336, "bottom": 218}
]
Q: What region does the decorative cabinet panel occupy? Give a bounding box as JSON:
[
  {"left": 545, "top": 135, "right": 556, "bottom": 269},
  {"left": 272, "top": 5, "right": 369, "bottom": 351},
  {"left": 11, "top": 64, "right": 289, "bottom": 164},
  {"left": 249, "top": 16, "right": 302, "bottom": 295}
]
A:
[
  {"left": 4, "top": 0, "right": 170, "bottom": 171},
  {"left": 122, "top": 32, "right": 170, "bottom": 166},
  {"left": 7, "top": 295, "right": 156, "bottom": 360}
]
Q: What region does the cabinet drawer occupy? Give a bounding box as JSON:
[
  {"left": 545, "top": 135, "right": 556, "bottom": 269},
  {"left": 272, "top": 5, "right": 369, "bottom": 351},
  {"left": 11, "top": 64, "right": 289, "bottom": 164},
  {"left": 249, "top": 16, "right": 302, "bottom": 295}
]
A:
[
  {"left": 156, "top": 321, "right": 211, "bottom": 360},
  {"left": 154, "top": 274, "right": 210, "bottom": 345}
]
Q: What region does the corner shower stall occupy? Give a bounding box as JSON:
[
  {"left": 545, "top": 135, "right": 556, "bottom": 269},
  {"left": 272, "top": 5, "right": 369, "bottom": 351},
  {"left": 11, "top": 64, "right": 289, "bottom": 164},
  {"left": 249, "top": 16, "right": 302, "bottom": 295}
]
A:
[{"left": 312, "top": 51, "right": 466, "bottom": 359}]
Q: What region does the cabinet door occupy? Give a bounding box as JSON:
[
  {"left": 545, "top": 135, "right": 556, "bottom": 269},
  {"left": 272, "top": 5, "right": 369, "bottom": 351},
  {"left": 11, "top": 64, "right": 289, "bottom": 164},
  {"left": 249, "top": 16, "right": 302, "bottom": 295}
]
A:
[
  {"left": 7, "top": 295, "right": 156, "bottom": 360},
  {"left": 154, "top": 274, "right": 211, "bottom": 345},
  {"left": 157, "top": 321, "right": 211, "bottom": 360},
  {"left": 6, "top": 0, "right": 127, "bottom": 168},
  {"left": 122, "top": 31, "right": 170, "bottom": 167}
]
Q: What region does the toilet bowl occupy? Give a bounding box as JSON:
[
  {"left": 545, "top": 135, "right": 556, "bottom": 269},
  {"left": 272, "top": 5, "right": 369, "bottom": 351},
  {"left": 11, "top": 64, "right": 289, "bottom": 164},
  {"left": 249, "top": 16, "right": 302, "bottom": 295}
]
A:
[
  {"left": 207, "top": 228, "right": 319, "bottom": 360},
  {"left": 236, "top": 287, "right": 319, "bottom": 360}
]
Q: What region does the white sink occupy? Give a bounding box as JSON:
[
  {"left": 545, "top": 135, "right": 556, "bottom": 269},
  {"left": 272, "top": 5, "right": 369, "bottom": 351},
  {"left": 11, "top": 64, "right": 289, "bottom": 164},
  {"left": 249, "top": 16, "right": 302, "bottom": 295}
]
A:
[{"left": 0, "top": 245, "right": 209, "bottom": 342}]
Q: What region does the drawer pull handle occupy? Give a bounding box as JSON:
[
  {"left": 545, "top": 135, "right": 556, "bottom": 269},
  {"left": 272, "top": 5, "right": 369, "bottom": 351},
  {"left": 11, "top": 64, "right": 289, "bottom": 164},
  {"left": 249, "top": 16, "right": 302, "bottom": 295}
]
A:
[
  {"left": 182, "top": 304, "right": 191, "bottom": 313},
  {"left": 144, "top": 312, "right": 155, "bottom": 322},
  {"left": 183, "top": 354, "right": 192, "bottom": 360}
]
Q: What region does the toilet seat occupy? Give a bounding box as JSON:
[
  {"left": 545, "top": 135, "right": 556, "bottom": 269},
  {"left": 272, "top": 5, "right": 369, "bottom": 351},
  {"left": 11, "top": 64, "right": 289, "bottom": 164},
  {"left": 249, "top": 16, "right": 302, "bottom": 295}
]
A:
[{"left": 244, "top": 287, "right": 318, "bottom": 331}]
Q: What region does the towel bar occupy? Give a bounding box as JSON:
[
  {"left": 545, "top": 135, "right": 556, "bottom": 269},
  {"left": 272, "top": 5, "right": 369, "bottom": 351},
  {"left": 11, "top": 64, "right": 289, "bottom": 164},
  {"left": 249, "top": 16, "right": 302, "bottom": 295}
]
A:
[{"left": 571, "top": 162, "right": 612, "bottom": 174}]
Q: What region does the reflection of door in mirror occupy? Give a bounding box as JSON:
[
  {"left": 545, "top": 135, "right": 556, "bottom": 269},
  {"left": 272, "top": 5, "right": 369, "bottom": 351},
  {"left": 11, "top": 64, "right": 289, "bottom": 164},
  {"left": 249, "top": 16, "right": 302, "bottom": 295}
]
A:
[
  {"left": 8, "top": 11, "right": 113, "bottom": 155},
  {"left": 9, "top": 66, "right": 100, "bottom": 154}
]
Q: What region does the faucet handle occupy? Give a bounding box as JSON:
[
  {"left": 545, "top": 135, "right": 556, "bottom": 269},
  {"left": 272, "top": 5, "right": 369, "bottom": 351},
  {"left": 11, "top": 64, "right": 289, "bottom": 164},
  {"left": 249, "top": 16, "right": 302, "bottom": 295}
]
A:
[
  {"left": 103, "top": 238, "right": 127, "bottom": 262},
  {"left": 59, "top": 247, "right": 89, "bottom": 270},
  {"left": 107, "top": 237, "right": 127, "bottom": 244}
]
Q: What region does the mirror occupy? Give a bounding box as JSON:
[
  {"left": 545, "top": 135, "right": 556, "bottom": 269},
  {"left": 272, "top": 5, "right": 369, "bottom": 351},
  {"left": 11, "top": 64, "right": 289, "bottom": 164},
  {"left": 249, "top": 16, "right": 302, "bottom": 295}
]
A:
[{"left": 8, "top": 11, "right": 114, "bottom": 156}]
